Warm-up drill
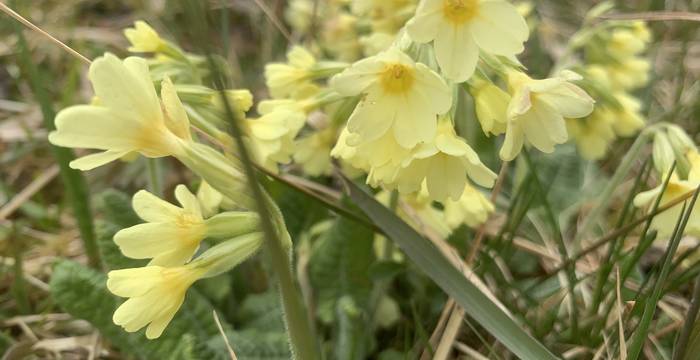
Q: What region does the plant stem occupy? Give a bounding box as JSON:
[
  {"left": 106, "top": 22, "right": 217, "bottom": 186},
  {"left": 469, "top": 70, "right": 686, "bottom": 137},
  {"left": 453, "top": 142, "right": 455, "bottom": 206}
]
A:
[
  {"left": 180, "top": 2, "right": 318, "bottom": 357},
  {"left": 146, "top": 158, "right": 164, "bottom": 197}
]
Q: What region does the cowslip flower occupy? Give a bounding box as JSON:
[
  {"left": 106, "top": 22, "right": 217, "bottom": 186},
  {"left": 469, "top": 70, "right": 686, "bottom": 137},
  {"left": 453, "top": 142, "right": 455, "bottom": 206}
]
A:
[
  {"left": 49, "top": 54, "right": 190, "bottom": 170},
  {"left": 332, "top": 127, "right": 414, "bottom": 190},
  {"left": 124, "top": 21, "right": 165, "bottom": 53},
  {"left": 566, "top": 111, "right": 616, "bottom": 160},
  {"left": 115, "top": 185, "right": 260, "bottom": 266},
  {"left": 397, "top": 119, "right": 496, "bottom": 201},
  {"left": 330, "top": 47, "right": 451, "bottom": 149},
  {"left": 500, "top": 70, "right": 595, "bottom": 161},
  {"left": 196, "top": 181, "right": 223, "bottom": 219},
  {"left": 108, "top": 232, "right": 264, "bottom": 339},
  {"left": 265, "top": 46, "right": 316, "bottom": 98},
  {"left": 471, "top": 79, "right": 510, "bottom": 136},
  {"left": 245, "top": 100, "right": 307, "bottom": 170},
  {"left": 376, "top": 189, "right": 452, "bottom": 239},
  {"left": 294, "top": 128, "right": 334, "bottom": 176},
  {"left": 610, "top": 93, "right": 645, "bottom": 137},
  {"left": 634, "top": 165, "right": 700, "bottom": 239},
  {"left": 443, "top": 182, "right": 495, "bottom": 228},
  {"left": 406, "top": 0, "right": 529, "bottom": 82}
]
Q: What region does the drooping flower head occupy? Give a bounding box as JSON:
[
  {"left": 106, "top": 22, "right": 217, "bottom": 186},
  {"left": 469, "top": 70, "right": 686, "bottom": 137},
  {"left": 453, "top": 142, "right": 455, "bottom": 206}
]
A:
[
  {"left": 444, "top": 182, "right": 495, "bottom": 228},
  {"left": 500, "top": 70, "right": 595, "bottom": 161},
  {"left": 634, "top": 156, "right": 700, "bottom": 239},
  {"left": 265, "top": 46, "right": 317, "bottom": 98},
  {"left": 407, "top": 0, "right": 529, "bottom": 82},
  {"left": 331, "top": 47, "right": 451, "bottom": 149},
  {"left": 108, "top": 265, "right": 206, "bottom": 339},
  {"left": 397, "top": 119, "right": 497, "bottom": 201},
  {"left": 108, "top": 232, "right": 264, "bottom": 339},
  {"left": 245, "top": 100, "right": 307, "bottom": 170},
  {"left": 114, "top": 185, "right": 206, "bottom": 267},
  {"left": 49, "top": 54, "right": 191, "bottom": 170}
]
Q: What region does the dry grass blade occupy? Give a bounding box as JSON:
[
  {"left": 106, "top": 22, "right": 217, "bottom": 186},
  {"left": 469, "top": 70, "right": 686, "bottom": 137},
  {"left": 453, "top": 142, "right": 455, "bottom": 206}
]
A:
[
  {"left": 250, "top": 0, "right": 292, "bottom": 42},
  {"left": 0, "top": 3, "right": 90, "bottom": 64},
  {"left": 0, "top": 165, "right": 59, "bottom": 220},
  {"left": 213, "top": 310, "right": 237, "bottom": 360},
  {"left": 616, "top": 267, "right": 628, "bottom": 360},
  {"left": 600, "top": 11, "right": 700, "bottom": 22}
]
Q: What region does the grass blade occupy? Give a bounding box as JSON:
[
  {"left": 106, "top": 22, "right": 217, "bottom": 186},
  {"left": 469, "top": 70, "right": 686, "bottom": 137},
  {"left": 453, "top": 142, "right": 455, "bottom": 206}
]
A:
[
  {"left": 627, "top": 186, "right": 700, "bottom": 359},
  {"left": 12, "top": 14, "right": 100, "bottom": 269},
  {"left": 340, "top": 174, "right": 559, "bottom": 360}
]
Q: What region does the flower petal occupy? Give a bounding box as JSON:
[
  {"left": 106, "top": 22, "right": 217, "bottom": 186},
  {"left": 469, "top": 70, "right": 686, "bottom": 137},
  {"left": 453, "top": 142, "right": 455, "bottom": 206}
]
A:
[
  {"left": 434, "top": 25, "right": 479, "bottom": 82},
  {"left": 69, "top": 150, "right": 130, "bottom": 170},
  {"left": 470, "top": 1, "right": 528, "bottom": 56},
  {"left": 132, "top": 189, "right": 183, "bottom": 222}
]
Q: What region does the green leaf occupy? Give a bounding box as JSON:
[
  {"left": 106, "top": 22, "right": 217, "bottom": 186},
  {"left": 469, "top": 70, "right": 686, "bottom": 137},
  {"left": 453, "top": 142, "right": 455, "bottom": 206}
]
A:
[
  {"left": 49, "top": 260, "right": 228, "bottom": 359},
  {"left": 238, "top": 291, "right": 286, "bottom": 332},
  {"left": 340, "top": 176, "right": 559, "bottom": 360},
  {"left": 95, "top": 220, "right": 145, "bottom": 270},
  {"left": 308, "top": 214, "right": 375, "bottom": 324},
  {"left": 98, "top": 189, "right": 141, "bottom": 229},
  {"left": 208, "top": 330, "right": 291, "bottom": 360},
  {"left": 94, "top": 190, "right": 145, "bottom": 270},
  {"left": 335, "top": 296, "right": 371, "bottom": 360}
]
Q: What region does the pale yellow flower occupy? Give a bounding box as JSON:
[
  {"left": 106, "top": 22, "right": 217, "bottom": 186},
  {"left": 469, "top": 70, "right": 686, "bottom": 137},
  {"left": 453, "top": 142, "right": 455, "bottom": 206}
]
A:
[
  {"left": 196, "top": 181, "right": 223, "bottom": 218},
  {"left": 108, "top": 232, "right": 263, "bottom": 339},
  {"left": 360, "top": 32, "right": 396, "bottom": 57},
  {"left": 610, "top": 93, "right": 644, "bottom": 137},
  {"left": 114, "top": 185, "right": 206, "bottom": 267},
  {"left": 444, "top": 182, "right": 494, "bottom": 228},
  {"left": 406, "top": 0, "right": 529, "bottom": 82},
  {"left": 471, "top": 80, "right": 510, "bottom": 136},
  {"left": 322, "top": 14, "right": 362, "bottom": 61},
  {"left": 294, "top": 128, "right": 335, "bottom": 176},
  {"left": 331, "top": 47, "right": 451, "bottom": 149},
  {"left": 115, "top": 185, "right": 260, "bottom": 266},
  {"left": 49, "top": 54, "right": 190, "bottom": 170},
  {"left": 607, "top": 58, "right": 650, "bottom": 90},
  {"left": 124, "top": 21, "right": 164, "bottom": 53},
  {"left": 108, "top": 265, "right": 206, "bottom": 339},
  {"left": 608, "top": 28, "right": 647, "bottom": 59},
  {"left": 265, "top": 46, "right": 317, "bottom": 98},
  {"left": 500, "top": 70, "right": 595, "bottom": 161},
  {"left": 397, "top": 120, "right": 496, "bottom": 201},
  {"left": 245, "top": 100, "right": 307, "bottom": 170},
  {"left": 566, "top": 111, "right": 616, "bottom": 160},
  {"left": 634, "top": 151, "right": 700, "bottom": 238}
]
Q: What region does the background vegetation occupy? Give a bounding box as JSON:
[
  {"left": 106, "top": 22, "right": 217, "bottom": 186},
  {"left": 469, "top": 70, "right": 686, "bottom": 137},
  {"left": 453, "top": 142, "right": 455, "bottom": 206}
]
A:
[{"left": 1, "top": 0, "right": 699, "bottom": 359}]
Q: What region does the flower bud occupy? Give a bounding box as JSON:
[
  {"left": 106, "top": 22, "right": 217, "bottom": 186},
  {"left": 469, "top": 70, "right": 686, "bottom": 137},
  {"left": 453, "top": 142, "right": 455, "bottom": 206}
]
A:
[
  {"left": 471, "top": 80, "right": 510, "bottom": 136},
  {"left": 652, "top": 131, "right": 675, "bottom": 175},
  {"left": 124, "top": 21, "right": 165, "bottom": 53}
]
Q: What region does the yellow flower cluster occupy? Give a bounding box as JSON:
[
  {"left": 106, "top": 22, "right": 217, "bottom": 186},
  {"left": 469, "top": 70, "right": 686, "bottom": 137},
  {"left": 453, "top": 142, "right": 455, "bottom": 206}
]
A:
[
  {"left": 266, "top": 1, "right": 594, "bottom": 226},
  {"left": 48, "top": 51, "right": 289, "bottom": 338},
  {"left": 566, "top": 18, "right": 652, "bottom": 160},
  {"left": 285, "top": 0, "right": 416, "bottom": 61}
]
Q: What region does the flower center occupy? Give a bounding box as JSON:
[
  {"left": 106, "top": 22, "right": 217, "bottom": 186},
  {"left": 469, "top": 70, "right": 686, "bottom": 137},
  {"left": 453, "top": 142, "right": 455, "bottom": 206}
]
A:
[
  {"left": 443, "top": 0, "right": 479, "bottom": 24},
  {"left": 379, "top": 63, "right": 415, "bottom": 94}
]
